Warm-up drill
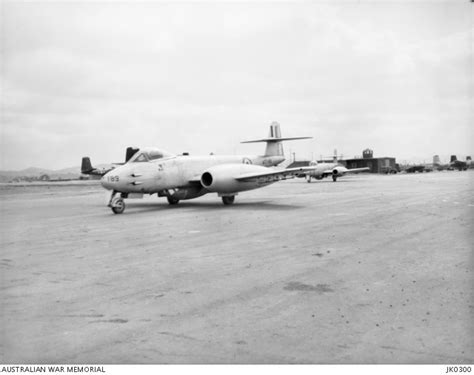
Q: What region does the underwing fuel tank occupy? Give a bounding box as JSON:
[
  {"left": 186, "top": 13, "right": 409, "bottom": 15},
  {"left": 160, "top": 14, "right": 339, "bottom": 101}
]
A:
[{"left": 200, "top": 164, "right": 272, "bottom": 194}]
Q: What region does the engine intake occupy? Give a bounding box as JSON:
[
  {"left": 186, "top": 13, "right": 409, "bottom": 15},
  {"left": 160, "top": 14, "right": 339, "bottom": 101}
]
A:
[{"left": 201, "top": 172, "right": 213, "bottom": 187}]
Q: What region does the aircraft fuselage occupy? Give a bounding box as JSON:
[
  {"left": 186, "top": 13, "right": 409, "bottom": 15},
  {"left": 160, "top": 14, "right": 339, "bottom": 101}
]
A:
[
  {"left": 307, "top": 162, "right": 340, "bottom": 178},
  {"left": 101, "top": 154, "right": 281, "bottom": 194}
]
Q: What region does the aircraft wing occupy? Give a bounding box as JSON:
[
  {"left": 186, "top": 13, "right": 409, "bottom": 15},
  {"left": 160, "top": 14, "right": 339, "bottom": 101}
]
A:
[
  {"left": 319, "top": 166, "right": 369, "bottom": 177},
  {"left": 235, "top": 166, "right": 316, "bottom": 182},
  {"left": 345, "top": 167, "right": 370, "bottom": 174},
  {"left": 188, "top": 175, "right": 202, "bottom": 183}
]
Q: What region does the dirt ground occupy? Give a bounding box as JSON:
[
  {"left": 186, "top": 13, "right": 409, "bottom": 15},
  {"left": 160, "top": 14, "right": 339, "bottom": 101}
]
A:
[{"left": 0, "top": 172, "right": 473, "bottom": 363}]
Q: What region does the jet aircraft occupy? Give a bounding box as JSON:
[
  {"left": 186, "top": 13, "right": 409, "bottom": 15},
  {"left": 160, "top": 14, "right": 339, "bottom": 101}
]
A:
[
  {"left": 86, "top": 122, "right": 315, "bottom": 214},
  {"left": 303, "top": 160, "right": 370, "bottom": 182},
  {"left": 299, "top": 151, "right": 369, "bottom": 182}
]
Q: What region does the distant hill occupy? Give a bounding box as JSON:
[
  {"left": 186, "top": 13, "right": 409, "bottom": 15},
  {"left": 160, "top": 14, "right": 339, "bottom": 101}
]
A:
[{"left": 0, "top": 164, "right": 112, "bottom": 183}]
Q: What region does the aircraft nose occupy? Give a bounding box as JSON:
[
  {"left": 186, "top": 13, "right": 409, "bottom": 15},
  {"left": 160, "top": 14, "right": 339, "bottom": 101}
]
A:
[
  {"left": 101, "top": 168, "right": 128, "bottom": 190},
  {"left": 100, "top": 174, "right": 112, "bottom": 190},
  {"left": 100, "top": 172, "right": 118, "bottom": 190}
]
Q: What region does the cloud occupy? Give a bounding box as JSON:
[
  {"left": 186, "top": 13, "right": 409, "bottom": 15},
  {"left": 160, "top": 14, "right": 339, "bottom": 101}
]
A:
[{"left": 1, "top": 1, "right": 472, "bottom": 169}]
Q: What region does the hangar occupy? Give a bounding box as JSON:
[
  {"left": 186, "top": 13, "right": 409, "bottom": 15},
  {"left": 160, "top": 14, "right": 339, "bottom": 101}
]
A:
[{"left": 343, "top": 149, "right": 398, "bottom": 174}]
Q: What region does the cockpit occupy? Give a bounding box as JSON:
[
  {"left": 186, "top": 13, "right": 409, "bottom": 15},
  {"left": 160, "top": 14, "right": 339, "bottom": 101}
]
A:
[{"left": 128, "top": 148, "right": 175, "bottom": 163}]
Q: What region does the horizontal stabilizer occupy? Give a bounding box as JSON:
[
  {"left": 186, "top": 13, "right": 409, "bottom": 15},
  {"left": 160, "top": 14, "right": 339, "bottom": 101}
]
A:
[
  {"left": 241, "top": 122, "right": 312, "bottom": 158},
  {"left": 346, "top": 167, "right": 370, "bottom": 173},
  {"left": 241, "top": 137, "right": 312, "bottom": 144}
]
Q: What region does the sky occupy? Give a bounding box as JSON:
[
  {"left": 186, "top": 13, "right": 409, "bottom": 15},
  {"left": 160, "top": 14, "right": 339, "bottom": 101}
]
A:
[{"left": 1, "top": 0, "right": 472, "bottom": 170}]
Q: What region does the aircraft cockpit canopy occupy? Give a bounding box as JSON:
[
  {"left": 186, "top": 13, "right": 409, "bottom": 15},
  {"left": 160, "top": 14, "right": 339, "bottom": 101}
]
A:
[{"left": 128, "top": 148, "right": 175, "bottom": 163}]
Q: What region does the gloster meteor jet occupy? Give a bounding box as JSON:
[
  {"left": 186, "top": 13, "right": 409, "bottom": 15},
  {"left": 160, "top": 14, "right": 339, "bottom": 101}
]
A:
[
  {"left": 88, "top": 122, "right": 315, "bottom": 214},
  {"left": 303, "top": 160, "right": 370, "bottom": 182}
]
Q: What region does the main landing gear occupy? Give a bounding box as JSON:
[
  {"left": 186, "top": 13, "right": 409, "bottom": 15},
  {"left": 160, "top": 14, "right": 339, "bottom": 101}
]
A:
[
  {"left": 167, "top": 196, "right": 180, "bottom": 205},
  {"left": 332, "top": 175, "right": 338, "bottom": 182},
  {"left": 307, "top": 175, "right": 323, "bottom": 183},
  {"left": 222, "top": 196, "right": 235, "bottom": 205}
]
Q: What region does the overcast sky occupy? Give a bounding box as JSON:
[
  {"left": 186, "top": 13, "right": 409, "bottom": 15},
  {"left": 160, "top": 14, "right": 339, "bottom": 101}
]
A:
[{"left": 1, "top": 0, "right": 472, "bottom": 170}]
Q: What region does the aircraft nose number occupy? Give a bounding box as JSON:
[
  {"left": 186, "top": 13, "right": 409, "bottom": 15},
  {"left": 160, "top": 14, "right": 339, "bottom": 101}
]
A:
[{"left": 107, "top": 175, "right": 120, "bottom": 182}]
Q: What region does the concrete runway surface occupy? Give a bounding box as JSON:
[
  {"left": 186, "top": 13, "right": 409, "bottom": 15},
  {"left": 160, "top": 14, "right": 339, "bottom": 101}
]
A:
[{"left": 0, "top": 172, "right": 473, "bottom": 364}]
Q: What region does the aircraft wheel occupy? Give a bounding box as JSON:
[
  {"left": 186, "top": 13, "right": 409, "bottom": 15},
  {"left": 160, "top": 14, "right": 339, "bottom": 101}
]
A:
[
  {"left": 167, "top": 196, "right": 180, "bottom": 205},
  {"left": 306, "top": 177, "right": 311, "bottom": 183},
  {"left": 332, "top": 175, "right": 337, "bottom": 182},
  {"left": 222, "top": 196, "right": 235, "bottom": 205},
  {"left": 111, "top": 198, "right": 125, "bottom": 214}
]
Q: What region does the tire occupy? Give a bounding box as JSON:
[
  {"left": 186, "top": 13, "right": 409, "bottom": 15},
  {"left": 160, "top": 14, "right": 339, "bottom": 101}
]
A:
[
  {"left": 222, "top": 196, "right": 235, "bottom": 205},
  {"left": 111, "top": 198, "right": 125, "bottom": 214},
  {"left": 332, "top": 175, "right": 337, "bottom": 182},
  {"left": 167, "top": 196, "right": 180, "bottom": 205}
]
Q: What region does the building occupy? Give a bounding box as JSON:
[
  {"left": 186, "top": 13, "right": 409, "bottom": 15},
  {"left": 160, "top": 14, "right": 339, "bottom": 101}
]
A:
[
  {"left": 288, "top": 148, "right": 398, "bottom": 173},
  {"left": 344, "top": 149, "right": 397, "bottom": 174}
]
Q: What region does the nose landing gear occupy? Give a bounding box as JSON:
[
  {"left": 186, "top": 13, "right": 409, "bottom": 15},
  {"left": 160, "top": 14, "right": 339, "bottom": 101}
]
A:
[
  {"left": 111, "top": 197, "right": 125, "bottom": 214},
  {"left": 108, "top": 191, "right": 126, "bottom": 214}
]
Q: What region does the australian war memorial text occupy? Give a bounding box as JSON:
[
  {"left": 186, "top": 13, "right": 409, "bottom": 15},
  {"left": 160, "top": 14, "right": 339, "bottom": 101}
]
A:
[{"left": 0, "top": 367, "right": 105, "bottom": 374}]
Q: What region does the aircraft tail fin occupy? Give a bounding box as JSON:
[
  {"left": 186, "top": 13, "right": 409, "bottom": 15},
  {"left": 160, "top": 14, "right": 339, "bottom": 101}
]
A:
[
  {"left": 450, "top": 155, "right": 457, "bottom": 163},
  {"left": 240, "top": 121, "right": 312, "bottom": 157},
  {"left": 125, "top": 147, "right": 140, "bottom": 162},
  {"left": 81, "top": 156, "right": 116, "bottom": 176},
  {"left": 81, "top": 157, "right": 94, "bottom": 174}
]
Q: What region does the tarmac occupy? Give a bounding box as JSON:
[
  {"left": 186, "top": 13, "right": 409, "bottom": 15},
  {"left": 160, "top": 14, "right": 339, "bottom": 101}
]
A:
[{"left": 0, "top": 171, "right": 473, "bottom": 364}]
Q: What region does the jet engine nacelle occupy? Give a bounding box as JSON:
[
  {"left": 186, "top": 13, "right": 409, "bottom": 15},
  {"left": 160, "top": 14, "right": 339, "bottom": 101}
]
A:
[
  {"left": 201, "top": 164, "right": 271, "bottom": 194},
  {"left": 333, "top": 166, "right": 347, "bottom": 176}
]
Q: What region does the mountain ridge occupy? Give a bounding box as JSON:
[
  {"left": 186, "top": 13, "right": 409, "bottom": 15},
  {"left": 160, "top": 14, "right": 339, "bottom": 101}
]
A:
[{"left": 0, "top": 164, "right": 112, "bottom": 182}]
